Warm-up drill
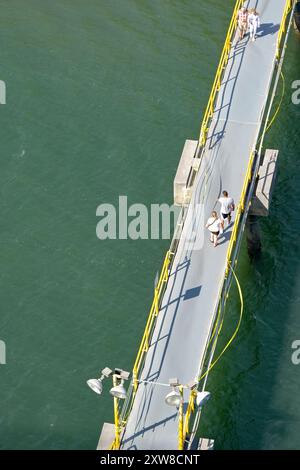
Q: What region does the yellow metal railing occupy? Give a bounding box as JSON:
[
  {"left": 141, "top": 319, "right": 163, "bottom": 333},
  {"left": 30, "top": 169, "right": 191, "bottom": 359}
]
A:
[
  {"left": 199, "top": 0, "right": 243, "bottom": 147},
  {"left": 127, "top": 0, "right": 245, "bottom": 410},
  {"left": 226, "top": 150, "right": 255, "bottom": 273},
  {"left": 183, "top": 389, "right": 196, "bottom": 439},
  {"left": 180, "top": 1, "right": 296, "bottom": 447},
  {"left": 225, "top": 0, "right": 296, "bottom": 269},
  {"left": 276, "top": 0, "right": 295, "bottom": 59},
  {"left": 181, "top": 1, "right": 296, "bottom": 445},
  {"left": 132, "top": 250, "right": 172, "bottom": 391}
]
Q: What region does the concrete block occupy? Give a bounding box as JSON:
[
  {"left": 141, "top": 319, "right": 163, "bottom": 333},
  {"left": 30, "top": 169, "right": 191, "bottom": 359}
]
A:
[
  {"left": 197, "top": 438, "right": 215, "bottom": 450},
  {"left": 174, "top": 140, "right": 198, "bottom": 206},
  {"left": 97, "top": 422, "right": 115, "bottom": 450},
  {"left": 250, "top": 149, "right": 279, "bottom": 217}
]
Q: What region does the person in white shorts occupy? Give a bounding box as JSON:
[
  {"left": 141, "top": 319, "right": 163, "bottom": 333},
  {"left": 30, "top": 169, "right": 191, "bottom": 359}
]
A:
[
  {"left": 206, "top": 211, "right": 223, "bottom": 247},
  {"left": 218, "top": 190, "right": 235, "bottom": 225},
  {"left": 248, "top": 8, "right": 260, "bottom": 42}
]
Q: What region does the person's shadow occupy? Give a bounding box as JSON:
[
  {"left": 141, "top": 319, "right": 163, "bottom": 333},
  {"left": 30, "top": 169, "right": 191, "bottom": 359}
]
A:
[
  {"left": 218, "top": 229, "right": 232, "bottom": 246},
  {"left": 258, "top": 23, "right": 280, "bottom": 38},
  {"left": 217, "top": 221, "right": 234, "bottom": 246}
]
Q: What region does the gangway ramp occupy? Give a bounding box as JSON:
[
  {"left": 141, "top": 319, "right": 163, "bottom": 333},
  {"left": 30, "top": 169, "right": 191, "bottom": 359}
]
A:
[{"left": 117, "top": 0, "right": 294, "bottom": 450}]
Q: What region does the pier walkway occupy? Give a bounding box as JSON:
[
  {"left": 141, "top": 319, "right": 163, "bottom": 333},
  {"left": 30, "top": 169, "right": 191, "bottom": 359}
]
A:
[{"left": 119, "top": 0, "right": 293, "bottom": 450}]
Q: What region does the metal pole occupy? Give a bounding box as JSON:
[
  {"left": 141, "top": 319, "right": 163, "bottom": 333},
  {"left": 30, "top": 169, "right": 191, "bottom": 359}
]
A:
[
  {"left": 113, "top": 374, "right": 121, "bottom": 449},
  {"left": 178, "top": 385, "right": 184, "bottom": 450}
]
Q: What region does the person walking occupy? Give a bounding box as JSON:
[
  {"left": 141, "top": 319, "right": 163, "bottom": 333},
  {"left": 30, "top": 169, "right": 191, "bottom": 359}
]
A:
[
  {"left": 206, "top": 211, "right": 223, "bottom": 247},
  {"left": 218, "top": 190, "right": 235, "bottom": 226},
  {"left": 237, "top": 6, "right": 249, "bottom": 40},
  {"left": 248, "top": 8, "right": 260, "bottom": 42}
]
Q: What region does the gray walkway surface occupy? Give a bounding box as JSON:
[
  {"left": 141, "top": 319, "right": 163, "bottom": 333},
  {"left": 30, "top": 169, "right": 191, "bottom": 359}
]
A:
[{"left": 121, "top": 0, "right": 287, "bottom": 450}]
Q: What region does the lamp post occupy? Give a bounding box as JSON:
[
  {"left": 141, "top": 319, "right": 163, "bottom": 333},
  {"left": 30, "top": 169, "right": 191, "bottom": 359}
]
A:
[
  {"left": 164, "top": 378, "right": 185, "bottom": 450},
  {"left": 87, "top": 372, "right": 210, "bottom": 450},
  {"left": 177, "top": 385, "right": 184, "bottom": 450},
  {"left": 87, "top": 367, "right": 130, "bottom": 450},
  {"left": 164, "top": 378, "right": 211, "bottom": 450},
  {"left": 111, "top": 374, "right": 121, "bottom": 448}
]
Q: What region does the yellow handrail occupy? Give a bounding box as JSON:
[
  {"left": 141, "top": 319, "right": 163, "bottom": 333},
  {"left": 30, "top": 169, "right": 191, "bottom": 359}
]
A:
[
  {"left": 199, "top": 0, "right": 243, "bottom": 146},
  {"left": 132, "top": 250, "right": 172, "bottom": 391},
  {"left": 276, "top": 0, "right": 294, "bottom": 59},
  {"left": 183, "top": 389, "right": 196, "bottom": 439},
  {"left": 179, "top": 1, "right": 295, "bottom": 444},
  {"left": 226, "top": 150, "right": 254, "bottom": 272},
  {"left": 123, "top": 0, "right": 246, "bottom": 438}
]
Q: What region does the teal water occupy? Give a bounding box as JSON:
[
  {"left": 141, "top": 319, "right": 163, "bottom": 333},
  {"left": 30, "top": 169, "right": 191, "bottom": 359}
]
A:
[{"left": 0, "top": 0, "right": 299, "bottom": 449}]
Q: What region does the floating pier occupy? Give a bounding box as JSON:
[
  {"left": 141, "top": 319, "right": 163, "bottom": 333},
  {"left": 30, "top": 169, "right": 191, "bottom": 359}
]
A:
[{"left": 95, "top": 0, "right": 297, "bottom": 451}]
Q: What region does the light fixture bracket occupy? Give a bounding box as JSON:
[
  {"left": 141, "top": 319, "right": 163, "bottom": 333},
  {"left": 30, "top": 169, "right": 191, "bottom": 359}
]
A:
[
  {"left": 101, "top": 367, "right": 113, "bottom": 378},
  {"left": 169, "top": 377, "right": 180, "bottom": 387}
]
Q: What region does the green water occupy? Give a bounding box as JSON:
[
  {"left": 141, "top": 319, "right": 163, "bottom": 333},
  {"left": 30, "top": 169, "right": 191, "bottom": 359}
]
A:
[{"left": 0, "top": 0, "right": 299, "bottom": 450}]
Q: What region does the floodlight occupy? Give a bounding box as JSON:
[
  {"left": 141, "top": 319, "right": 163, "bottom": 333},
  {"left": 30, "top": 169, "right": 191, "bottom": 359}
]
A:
[
  {"left": 87, "top": 366, "right": 112, "bottom": 395},
  {"left": 165, "top": 389, "right": 182, "bottom": 407},
  {"left": 87, "top": 378, "right": 103, "bottom": 395},
  {"left": 110, "top": 380, "right": 127, "bottom": 399}
]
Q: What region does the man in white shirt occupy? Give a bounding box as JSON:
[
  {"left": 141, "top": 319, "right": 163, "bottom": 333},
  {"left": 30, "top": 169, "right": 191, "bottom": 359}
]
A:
[{"left": 218, "top": 190, "right": 235, "bottom": 225}]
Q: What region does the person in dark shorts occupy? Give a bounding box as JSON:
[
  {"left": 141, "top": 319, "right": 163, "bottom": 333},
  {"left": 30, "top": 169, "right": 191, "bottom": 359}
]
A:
[
  {"left": 206, "top": 211, "right": 223, "bottom": 247},
  {"left": 218, "top": 190, "right": 235, "bottom": 226}
]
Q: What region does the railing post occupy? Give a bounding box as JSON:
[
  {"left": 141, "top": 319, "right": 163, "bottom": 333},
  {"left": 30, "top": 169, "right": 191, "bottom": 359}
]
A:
[
  {"left": 225, "top": 260, "right": 230, "bottom": 278},
  {"left": 178, "top": 386, "right": 184, "bottom": 450},
  {"left": 183, "top": 389, "right": 196, "bottom": 439},
  {"left": 164, "top": 253, "right": 170, "bottom": 282},
  {"left": 154, "top": 287, "right": 159, "bottom": 316},
  {"left": 133, "top": 370, "right": 138, "bottom": 392},
  {"left": 113, "top": 374, "right": 121, "bottom": 449},
  {"left": 144, "top": 332, "right": 149, "bottom": 352}
]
